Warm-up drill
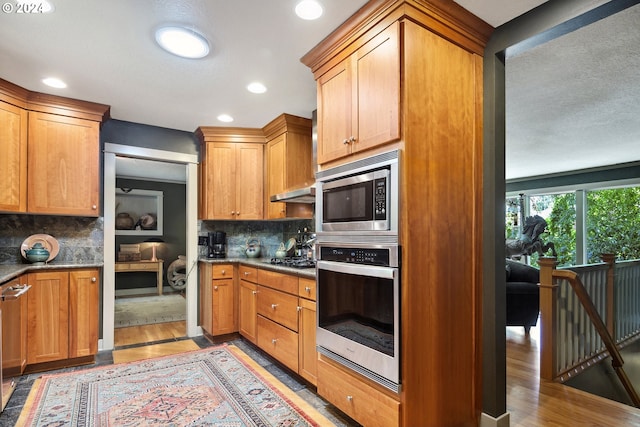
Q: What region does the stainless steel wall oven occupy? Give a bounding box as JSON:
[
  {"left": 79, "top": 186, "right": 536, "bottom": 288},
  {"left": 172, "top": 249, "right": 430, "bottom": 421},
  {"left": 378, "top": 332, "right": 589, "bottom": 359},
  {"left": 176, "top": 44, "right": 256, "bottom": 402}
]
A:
[{"left": 315, "top": 150, "right": 401, "bottom": 393}]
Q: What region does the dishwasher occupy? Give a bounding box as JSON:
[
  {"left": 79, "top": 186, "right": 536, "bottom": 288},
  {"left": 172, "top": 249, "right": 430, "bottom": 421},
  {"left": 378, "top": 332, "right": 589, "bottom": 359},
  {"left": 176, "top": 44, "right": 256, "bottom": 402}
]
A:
[{"left": 1, "top": 279, "right": 30, "bottom": 412}]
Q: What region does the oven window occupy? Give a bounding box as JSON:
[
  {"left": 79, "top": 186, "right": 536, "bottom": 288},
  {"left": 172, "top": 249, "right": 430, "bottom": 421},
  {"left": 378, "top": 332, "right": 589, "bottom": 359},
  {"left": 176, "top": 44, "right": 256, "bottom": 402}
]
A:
[
  {"left": 318, "top": 269, "right": 395, "bottom": 357},
  {"left": 322, "top": 181, "right": 372, "bottom": 223}
]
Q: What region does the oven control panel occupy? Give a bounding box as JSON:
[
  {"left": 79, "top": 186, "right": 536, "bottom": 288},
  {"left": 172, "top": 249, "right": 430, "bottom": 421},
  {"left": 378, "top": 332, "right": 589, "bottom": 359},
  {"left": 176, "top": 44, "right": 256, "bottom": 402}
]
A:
[{"left": 319, "top": 246, "right": 391, "bottom": 266}]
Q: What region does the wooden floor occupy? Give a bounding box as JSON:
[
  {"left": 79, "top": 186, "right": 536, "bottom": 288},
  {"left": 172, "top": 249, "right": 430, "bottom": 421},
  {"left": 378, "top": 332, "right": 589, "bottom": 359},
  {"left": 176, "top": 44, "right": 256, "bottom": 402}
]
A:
[
  {"left": 506, "top": 326, "right": 640, "bottom": 426},
  {"left": 113, "top": 321, "right": 640, "bottom": 425}
]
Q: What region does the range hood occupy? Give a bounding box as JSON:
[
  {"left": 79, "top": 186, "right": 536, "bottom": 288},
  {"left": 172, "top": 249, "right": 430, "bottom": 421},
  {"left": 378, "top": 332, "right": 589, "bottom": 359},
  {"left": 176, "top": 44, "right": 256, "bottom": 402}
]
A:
[{"left": 270, "top": 185, "right": 316, "bottom": 204}]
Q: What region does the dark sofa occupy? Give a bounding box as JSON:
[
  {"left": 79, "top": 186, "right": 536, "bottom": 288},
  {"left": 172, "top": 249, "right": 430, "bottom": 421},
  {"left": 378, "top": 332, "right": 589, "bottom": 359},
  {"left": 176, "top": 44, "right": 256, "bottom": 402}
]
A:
[{"left": 506, "top": 259, "right": 540, "bottom": 333}]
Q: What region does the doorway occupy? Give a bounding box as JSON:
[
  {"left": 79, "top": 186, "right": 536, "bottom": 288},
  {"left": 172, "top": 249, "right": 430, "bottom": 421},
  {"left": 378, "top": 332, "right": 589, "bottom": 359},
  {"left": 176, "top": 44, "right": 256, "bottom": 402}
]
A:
[{"left": 102, "top": 143, "right": 199, "bottom": 351}]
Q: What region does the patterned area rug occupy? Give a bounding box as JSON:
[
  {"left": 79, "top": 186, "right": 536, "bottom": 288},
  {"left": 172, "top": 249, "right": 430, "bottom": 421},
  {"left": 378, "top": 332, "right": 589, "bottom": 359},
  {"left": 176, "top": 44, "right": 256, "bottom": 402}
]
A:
[
  {"left": 114, "top": 294, "right": 186, "bottom": 328},
  {"left": 18, "top": 344, "right": 334, "bottom": 426}
]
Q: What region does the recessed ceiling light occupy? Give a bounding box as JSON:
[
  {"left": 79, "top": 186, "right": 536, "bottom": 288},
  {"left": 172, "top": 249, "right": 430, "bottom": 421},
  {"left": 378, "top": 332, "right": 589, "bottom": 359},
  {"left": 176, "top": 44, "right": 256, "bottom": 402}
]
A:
[
  {"left": 155, "top": 26, "right": 210, "bottom": 59},
  {"left": 295, "top": 0, "right": 323, "bottom": 20},
  {"left": 247, "top": 82, "right": 267, "bottom": 94},
  {"left": 217, "top": 114, "right": 234, "bottom": 123},
  {"left": 42, "top": 77, "right": 66, "bottom": 88}
]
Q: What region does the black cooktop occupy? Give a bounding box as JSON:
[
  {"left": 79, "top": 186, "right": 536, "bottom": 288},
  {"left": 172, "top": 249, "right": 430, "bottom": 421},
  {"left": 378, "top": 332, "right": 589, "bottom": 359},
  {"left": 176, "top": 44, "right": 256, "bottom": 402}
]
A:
[{"left": 269, "top": 257, "right": 316, "bottom": 269}]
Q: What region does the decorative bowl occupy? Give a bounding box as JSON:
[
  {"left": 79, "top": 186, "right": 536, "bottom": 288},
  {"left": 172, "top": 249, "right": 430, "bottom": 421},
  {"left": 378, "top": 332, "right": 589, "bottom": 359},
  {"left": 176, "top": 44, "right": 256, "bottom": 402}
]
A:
[{"left": 24, "top": 242, "right": 50, "bottom": 264}]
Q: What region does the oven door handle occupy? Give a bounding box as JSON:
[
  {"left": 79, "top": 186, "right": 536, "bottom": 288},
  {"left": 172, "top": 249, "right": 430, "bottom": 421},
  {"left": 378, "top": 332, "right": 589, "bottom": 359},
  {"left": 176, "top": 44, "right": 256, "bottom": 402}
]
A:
[
  {"left": 316, "top": 260, "right": 397, "bottom": 279},
  {"left": 2, "top": 284, "right": 31, "bottom": 301}
]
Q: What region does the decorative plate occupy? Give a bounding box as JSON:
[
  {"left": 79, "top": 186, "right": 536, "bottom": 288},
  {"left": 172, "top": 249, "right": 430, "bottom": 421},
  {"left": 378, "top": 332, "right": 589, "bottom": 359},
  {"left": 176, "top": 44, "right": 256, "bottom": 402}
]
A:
[{"left": 21, "top": 234, "right": 60, "bottom": 262}]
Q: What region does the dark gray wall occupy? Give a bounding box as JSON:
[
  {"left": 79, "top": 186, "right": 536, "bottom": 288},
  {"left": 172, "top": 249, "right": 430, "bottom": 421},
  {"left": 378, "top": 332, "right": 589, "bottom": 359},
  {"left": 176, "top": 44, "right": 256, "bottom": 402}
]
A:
[
  {"left": 101, "top": 119, "right": 200, "bottom": 157},
  {"left": 483, "top": 0, "right": 637, "bottom": 419},
  {"left": 114, "top": 178, "right": 186, "bottom": 291}
]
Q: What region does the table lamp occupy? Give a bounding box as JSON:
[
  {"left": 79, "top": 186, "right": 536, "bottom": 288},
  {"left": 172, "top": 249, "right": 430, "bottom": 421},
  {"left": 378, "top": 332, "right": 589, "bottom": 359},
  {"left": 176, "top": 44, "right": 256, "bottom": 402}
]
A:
[{"left": 144, "top": 238, "right": 164, "bottom": 262}]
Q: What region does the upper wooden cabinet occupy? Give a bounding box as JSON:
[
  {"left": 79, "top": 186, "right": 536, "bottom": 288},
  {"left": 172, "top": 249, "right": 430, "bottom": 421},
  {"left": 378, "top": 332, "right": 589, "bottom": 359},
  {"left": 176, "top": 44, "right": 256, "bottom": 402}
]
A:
[
  {"left": 27, "top": 112, "right": 100, "bottom": 216},
  {"left": 0, "top": 78, "right": 109, "bottom": 216},
  {"left": 315, "top": 23, "right": 400, "bottom": 165},
  {"left": 196, "top": 127, "right": 265, "bottom": 220},
  {"left": 263, "top": 113, "right": 314, "bottom": 219},
  {"left": 0, "top": 100, "right": 27, "bottom": 212}
]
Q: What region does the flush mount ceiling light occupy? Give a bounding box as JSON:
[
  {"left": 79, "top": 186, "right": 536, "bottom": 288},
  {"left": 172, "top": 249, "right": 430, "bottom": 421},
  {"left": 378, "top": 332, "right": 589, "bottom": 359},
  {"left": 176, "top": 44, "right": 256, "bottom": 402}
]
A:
[
  {"left": 42, "top": 77, "right": 66, "bottom": 88},
  {"left": 217, "top": 114, "right": 234, "bottom": 123},
  {"left": 295, "top": 0, "right": 323, "bottom": 20},
  {"left": 247, "top": 82, "right": 267, "bottom": 94},
  {"left": 155, "top": 26, "right": 210, "bottom": 59}
]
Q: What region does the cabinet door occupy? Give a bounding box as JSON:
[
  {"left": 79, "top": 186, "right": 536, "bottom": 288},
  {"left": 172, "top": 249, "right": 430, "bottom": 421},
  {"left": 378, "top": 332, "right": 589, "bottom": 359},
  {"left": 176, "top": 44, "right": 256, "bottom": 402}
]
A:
[
  {"left": 2, "top": 275, "right": 29, "bottom": 376},
  {"left": 27, "top": 271, "right": 69, "bottom": 364},
  {"left": 212, "top": 278, "right": 237, "bottom": 335},
  {"left": 317, "top": 59, "right": 353, "bottom": 164},
  {"left": 207, "top": 143, "right": 237, "bottom": 219},
  {"left": 298, "top": 298, "right": 317, "bottom": 385},
  {"left": 27, "top": 112, "right": 100, "bottom": 216},
  {"left": 69, "top": 269, "right": 99, "bottom": 358},
  {"left": 353, "top": 23, "right": 400, "bottom": 154},
  {"left": 199, "top": 263, "right": 213, "bottom": 334},
  {"left": 235, "top": 143, "right": 263, "bottom": 220},
  {"left": 267, "top": 134, "right": 287, "bottom": 219},
  {"left": 239, "top": 279, "right": 257, "bottom": 344},
  {"left": 0, "top": 101, "right": 27, "bottom": 212}
]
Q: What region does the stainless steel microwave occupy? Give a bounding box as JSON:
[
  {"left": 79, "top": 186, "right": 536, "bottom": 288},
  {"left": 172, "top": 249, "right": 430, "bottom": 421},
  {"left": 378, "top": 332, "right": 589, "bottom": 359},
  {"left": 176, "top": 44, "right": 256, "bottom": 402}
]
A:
[{"left": 315, "top": 150, "right": 398, "bottom": 238}]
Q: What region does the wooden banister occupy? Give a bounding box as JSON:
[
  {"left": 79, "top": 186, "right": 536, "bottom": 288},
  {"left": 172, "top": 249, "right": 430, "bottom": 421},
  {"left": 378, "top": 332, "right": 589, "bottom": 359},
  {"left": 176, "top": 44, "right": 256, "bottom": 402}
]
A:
[{"left": 552, "top": 268, "right": 640, "bottom": 408}]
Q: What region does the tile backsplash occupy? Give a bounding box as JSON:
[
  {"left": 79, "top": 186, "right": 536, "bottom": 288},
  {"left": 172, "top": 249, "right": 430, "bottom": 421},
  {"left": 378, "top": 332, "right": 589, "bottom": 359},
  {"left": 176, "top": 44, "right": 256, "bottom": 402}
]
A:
[{"left": 0, "top": 214, "right": 104, "bottom": 265}]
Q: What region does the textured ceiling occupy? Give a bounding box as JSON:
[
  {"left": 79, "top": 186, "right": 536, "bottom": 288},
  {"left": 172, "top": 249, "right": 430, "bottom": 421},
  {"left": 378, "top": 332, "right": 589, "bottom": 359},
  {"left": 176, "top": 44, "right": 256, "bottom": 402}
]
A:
[
  {"left": 506, "top": 2, "right": 640, "bottom": 179},
  {"left": 2, "top": 0, "right": 635, "bottom": 181}
]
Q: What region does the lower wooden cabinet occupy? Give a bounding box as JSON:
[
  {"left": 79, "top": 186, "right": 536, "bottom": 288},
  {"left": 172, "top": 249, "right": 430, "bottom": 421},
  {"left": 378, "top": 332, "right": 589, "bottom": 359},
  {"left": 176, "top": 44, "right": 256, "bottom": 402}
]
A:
[
  {"left": 239, "top": 276, "right": 258, "bottom": 344},
  {"left": 200, "top": 263, "right": 237, "bottom": 336},
  {"left": 318, "top": 356, "right": 400, "bottom": 427},
  {"left": 298, "top": 296, "right": 317, "bottom": 384},
  {"left": 27, "top": 268, "right": 99, "bottom": 365},
  {"left": 257, "top": 315, "right": 299, "bottom": 372}
]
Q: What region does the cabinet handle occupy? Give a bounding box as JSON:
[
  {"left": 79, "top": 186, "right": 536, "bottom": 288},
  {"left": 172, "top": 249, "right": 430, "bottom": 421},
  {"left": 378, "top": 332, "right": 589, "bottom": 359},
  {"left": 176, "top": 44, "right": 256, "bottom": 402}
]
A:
[
  {"left": 272, "top": 338, "right": 278, "bottom": 345},
  {"left": 305, "top": 286, "right": 311, "bottom": 293},
  {"left": 271, "top": 303, "right": 278, "bottom": 309},
  {"left": 236, "top": 211, "right": 240, "bottom": 216},
  {"left": 343, "top": 138, "right": 350, "bottom": 145},
  {"left": 91, "top": 277, "right": 97, "bottom": 282},
  {"left": 91, "top": 204, "right": 97, "bottom": 210},
  {"left": 349, "top": 136, "right": 356, "bottom": 143},
  {"left": 244, "top": 271, "right": 249, "bottom": 276},
  {"left": 221, "top": 270, "right": 226, "bottom": 275},
  {"left": 214, "top": 286, "right": 218, "bottom": 290},
  {"left": 346, "top": 395, "right": 353, "bottom": 402},
  {"left": 252, "top": 290, "right": 257, "bottom": 295},
  {"left": 231, "top": 211, "right": 235, "bottom": 215},
  {"left": 297, "top": 306, "right": 302, "bottom": 312}
]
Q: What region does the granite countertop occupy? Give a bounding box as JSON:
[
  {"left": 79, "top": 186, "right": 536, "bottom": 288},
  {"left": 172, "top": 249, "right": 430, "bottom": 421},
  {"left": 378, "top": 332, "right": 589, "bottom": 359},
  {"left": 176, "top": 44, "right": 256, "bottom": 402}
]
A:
[
  {"left": 199, "top": 257, "right": 316, "bottom": 279},
  {"left": 0, "top": 262, "right": 104, "bottom": 284}
]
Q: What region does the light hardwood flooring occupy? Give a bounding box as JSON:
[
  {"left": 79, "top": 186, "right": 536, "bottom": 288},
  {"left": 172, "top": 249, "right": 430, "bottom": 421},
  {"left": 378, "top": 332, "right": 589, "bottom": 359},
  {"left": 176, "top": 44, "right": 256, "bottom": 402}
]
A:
[{"left": 506, "top": 326, "right": 640, "bottom": 426}]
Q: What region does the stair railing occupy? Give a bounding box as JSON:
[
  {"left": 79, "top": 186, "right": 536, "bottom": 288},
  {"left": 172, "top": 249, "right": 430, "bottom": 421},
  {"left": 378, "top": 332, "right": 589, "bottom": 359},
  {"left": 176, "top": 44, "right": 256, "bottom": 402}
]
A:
[{"left": 538, "top": 257, "right": 640, "bottom": 407}]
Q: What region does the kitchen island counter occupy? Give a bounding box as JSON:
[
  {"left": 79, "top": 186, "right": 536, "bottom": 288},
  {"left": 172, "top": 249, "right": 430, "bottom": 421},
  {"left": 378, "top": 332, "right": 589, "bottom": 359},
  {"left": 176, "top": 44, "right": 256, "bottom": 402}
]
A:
[{"left": 198, "top": 257, "right": 315, "bottom": 279}]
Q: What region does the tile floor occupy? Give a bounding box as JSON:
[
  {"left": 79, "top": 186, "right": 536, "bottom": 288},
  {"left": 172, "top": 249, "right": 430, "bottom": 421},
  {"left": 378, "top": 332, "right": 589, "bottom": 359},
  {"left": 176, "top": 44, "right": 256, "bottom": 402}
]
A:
[{"left": 0, "top": 336, "right": 361, "bottom": 426}]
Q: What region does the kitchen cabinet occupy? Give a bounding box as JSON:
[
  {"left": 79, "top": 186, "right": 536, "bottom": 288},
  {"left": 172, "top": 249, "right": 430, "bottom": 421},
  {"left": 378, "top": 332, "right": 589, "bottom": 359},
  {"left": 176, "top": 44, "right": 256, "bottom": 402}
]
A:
[
  {"left": 26, "top": 268, "right": 99, "bottom": 366},
  {"left": 27, "top": 112, "right": 100, "bottom": 216},
  {"left": 238, "top": 265, "right": 258, "bottom": 344},
  {"left": 0, "top": 100, "right": 27, "bottom": 212},
  {"left": 0, "top": 79, "right": 109, "bottom": 216},
  {"left": 196, "top": 127, "right": 265, "bottom": 220},
  {"left": 315, "top": 23, "right": 400, "bottom": 165},
  {"left": 1, "top": 275, "right": 29, "bottom": 378},
  {"left": 200, "top": 263, "right": 237, "bottom": 336},
  {"left": 302, "top": 1, "right": 491, "bottom": 425},
  {"left": 297, "top": 277, "right": 317, "bottom": 385},
  {"left": 263, "top": 114, "right": 314, "bottom": 219}
]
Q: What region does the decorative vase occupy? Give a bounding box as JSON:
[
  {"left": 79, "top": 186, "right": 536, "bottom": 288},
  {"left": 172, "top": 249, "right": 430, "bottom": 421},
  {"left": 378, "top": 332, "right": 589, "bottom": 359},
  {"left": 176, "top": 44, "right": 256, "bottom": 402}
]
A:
[
  {"left": 24, "top": 242, "right": 50, "bottom": 264},
  {"left": 115, "top": 212, "right": 135, "bottom": 230}
]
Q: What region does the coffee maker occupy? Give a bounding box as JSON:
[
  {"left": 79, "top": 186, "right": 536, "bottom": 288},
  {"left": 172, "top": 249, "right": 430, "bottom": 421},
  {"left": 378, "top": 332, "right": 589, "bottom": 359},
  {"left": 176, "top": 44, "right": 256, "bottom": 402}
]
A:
[{"left": 207, "top": 231, "right": 227, "bottom": 258}]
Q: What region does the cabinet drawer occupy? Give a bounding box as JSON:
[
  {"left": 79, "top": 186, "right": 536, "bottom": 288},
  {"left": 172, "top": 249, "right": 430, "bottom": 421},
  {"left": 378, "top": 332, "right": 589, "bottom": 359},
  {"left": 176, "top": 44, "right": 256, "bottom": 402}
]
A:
[
  {"left": 212, "top": 264, "right": 234, "bottom": 279},
  {"left": 257, "top": 269, "right": 298, "bottom": 295},
  {"left": 257, "top": 286, "right": 298, "bottom": 332},
  {"left": 298, "top": 277, "right": 316, "bottom": 301},
  {"left": 317, "top": 358, "right": 400, "bottom": 427},
  {"left": 257, "top": 315, "right": 298, "bottom": 372},
  {"left": 239, "top": 265, "right": 258, "bottom": 283}
]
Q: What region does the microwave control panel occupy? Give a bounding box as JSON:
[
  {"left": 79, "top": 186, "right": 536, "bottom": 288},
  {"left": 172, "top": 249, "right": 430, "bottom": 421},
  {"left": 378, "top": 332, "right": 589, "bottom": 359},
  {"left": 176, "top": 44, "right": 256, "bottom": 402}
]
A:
[
  {"left": 320, "top": 246, "right": 391, "bottom": 266},
  {"left": 374, "top": 177, "right": 387, "bottom": 220}
]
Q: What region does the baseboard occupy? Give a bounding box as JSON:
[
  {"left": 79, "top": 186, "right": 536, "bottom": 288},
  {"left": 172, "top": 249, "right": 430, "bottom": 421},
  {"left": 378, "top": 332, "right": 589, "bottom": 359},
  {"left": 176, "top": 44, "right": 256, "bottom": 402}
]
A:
[
  {"left": 481, "top": 411, "right": 510, "bottom": 427},
  {"left": 115, "top": 286, "right": 177, "bottom": 297}
]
